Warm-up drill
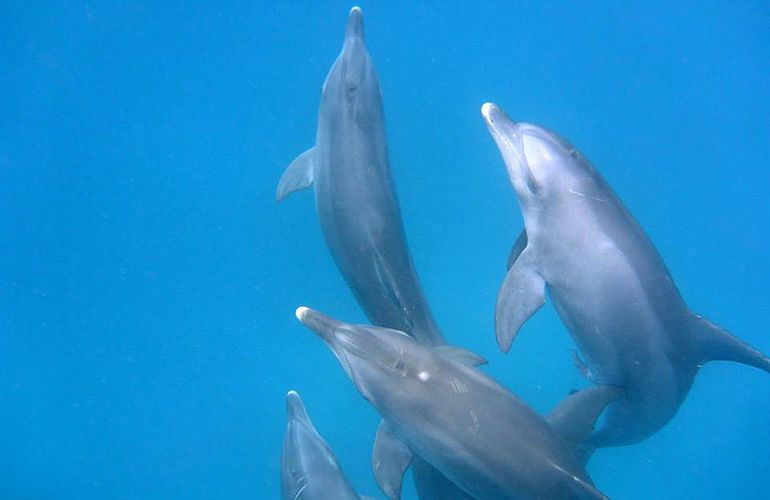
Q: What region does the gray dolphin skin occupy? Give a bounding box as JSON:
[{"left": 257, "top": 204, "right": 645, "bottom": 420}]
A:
[
  {"left": 276, "top": 6, "right": 443, "bottom": 347},
  {"left": 295, "top": 306, "right": 618, "bottom": 500},
  {"left": 481, "top": 102, "right": 770, "bottom": 446},
  {"left": 281, "top": 390, "right": 362, "bottom": 500}
]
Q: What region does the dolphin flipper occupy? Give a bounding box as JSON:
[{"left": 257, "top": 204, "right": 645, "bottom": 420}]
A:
[
  {"left": 693, "top": 315, "right": 770, "bottom": 372},
  {"left": 547, "top": 386, "right": 622, "bottom": 443},
  {"left": 372, "top": 421, "right": 412, "bottom": 500},
  {"left": 276, "top": 147, "right": 315, "bottom": 202},
  {"left": 547, "top": 385, "right": 622, "bottom": 465},
  {"left": 496, "top": 247, "right": 545, "bottom": 353}
]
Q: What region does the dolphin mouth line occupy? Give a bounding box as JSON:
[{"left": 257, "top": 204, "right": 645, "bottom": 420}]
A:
[{"left": 482, "top": 103, "right": 534, "bottom": 194}]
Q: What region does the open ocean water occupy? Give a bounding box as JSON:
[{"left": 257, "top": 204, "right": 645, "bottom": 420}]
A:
[{"left": 2, "top": 1, "right": 769, "bottom": 499}]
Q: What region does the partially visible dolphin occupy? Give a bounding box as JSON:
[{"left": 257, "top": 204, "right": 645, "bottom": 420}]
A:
[
  {"left": 481, "top": 102, "right": 770, "bottom": 446},
  {"left": 281, "top": 390, "right": 363, "bottom": 500},
  {"left": 276, "top": 6, "right": 443, "bottom": 347},
  {"left": 296, "top": 306, "right": 619, "bottom": 500}
]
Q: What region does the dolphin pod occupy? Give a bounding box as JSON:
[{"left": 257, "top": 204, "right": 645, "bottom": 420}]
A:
[
  {"left": 481, "top": 102, "right": 770, "bottom": 446},
  {"left": 281, "top": 391, "right": 363, "bottom": 500},
  {"left": 295, "top": 306, "right": 619, "bottom": 500},
  {"left": 274, "top": 5, "right": 768, "bottom": 499},
  {"left": 276, "top": 6, "right": 471, "bottom": 498}
]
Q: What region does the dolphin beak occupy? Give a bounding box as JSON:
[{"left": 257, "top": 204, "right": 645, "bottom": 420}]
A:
[
  {"left": 295, "top": 306, "right": 343, "bottom": 343},
  {"left": 345, "top": 6, "right": 365, "bottom": 43},
  {"left": 481, "top": 102, "right": 539, "bottom": 194},
  {"left": 295, "top": 306, "right": 358, "bottom": 384},
  {"left": 285, "top": 390, "right": 311, "bottom": 425},
  {"left": 481, "top": 102, "right": 519, "bottom": 145}
]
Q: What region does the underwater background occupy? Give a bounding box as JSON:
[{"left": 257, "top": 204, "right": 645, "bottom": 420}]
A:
[{"left": 2, "top": 1, "right": 769, "bottom": 498}]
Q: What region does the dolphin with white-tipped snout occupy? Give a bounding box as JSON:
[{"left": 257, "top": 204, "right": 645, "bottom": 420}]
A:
[
  {"left": 281, "top": 390, "right": 365, "bottom": 500},
  {"left": 295, "top": 306, "right": 618, "bottom": 500},
  {"left": 481, "top": 102, "right": 770, "bottom": 446},
  {"left": 276, "top": 6, "right": 443, "bottom": 347}
]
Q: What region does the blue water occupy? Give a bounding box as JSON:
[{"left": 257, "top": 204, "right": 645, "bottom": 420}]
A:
[{"left": 2, "top": 2, "right": 769, "bottom": 498}]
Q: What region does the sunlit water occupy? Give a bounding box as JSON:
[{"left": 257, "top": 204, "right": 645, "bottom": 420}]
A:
[{"left": 2, "top": 2, "right": 769, "bottom": 498}]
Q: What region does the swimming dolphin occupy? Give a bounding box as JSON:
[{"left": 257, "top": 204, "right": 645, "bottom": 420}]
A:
[
  {"left": 281, "top": 390, "right": 364, "bottom": 500},
  {"left": 295, "top": 306, "right": 618, "bottom": 500},
  {"left": 481, "top": 102, "right": 770, "bottom": 446},
  {"left": 276, "top": 6, "right": 443, "bottom": 347}
]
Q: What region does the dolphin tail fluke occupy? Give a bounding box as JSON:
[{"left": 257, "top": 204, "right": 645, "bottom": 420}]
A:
[
  {"left": 276, "top": 147, "right": 315, "bottom": 202},
  {"left": 372, "top": 420, "right": 412, "bottom": 500},
  {"left": 692, "top": 315, "right": 770, "bottom": 373}
]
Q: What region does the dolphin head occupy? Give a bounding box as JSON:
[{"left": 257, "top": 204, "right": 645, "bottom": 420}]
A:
[
  {"left": 321, "top": 7, "right": 382, "bottom": 115},
  {"left": 295, "top": 306, "right": 430, "bottom": 404},
  {"left": 281, "top": 390, "right": 358, "bottom": 499},
  {"left": 481, "top": 102, "right": 600, "bottom": 212}
]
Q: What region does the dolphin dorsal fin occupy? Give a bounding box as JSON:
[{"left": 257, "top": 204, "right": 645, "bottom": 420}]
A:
[
  {"left": 372, "top": 421, "right": 412, "bottom": 500},
  {"left": 275, "top": 147, "right": 315, "bottom": 202},
  {"left": 435, "top": 345, "right": 488, "bottom": 367},
  {"left": 546, "top": 385, "right": 622, "bottom": 446}
]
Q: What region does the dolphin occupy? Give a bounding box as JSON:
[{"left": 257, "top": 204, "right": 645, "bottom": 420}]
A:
[
  {"left": 481, "top": 102, "right": 770, "bottom": 446},
  {"left": 276, "top": 6, "right": 443, "bottom": 347},
  {"left": 295, "top": 306, "right": 619, "bottom": 500},
  {"left": 281, "top": 390, "right": 365, "bottom": 500}
]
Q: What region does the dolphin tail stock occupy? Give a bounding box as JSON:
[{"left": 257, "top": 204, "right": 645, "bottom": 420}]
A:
[
  {"left": 275, "top": 147, "right": 316, "bottom": 202},
  {"left": 691, "top": 314, "right": 770, "bottom": 373},
  {"left": 372, "top": 420, "right": 412, "bottom": 500}
]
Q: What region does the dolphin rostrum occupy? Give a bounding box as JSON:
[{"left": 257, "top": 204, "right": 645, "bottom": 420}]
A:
[
  {"left": 481, "top": 102, "right": 770, "bottom": 446},
  {"left": 281, "top": 390, "right": 364, "bottom": 500},
  {"left": 276, "top": 6, "right": 443, "bottom": 347},
  {"left": 296, "top": 306, "right": 618, "bottom": 500}
]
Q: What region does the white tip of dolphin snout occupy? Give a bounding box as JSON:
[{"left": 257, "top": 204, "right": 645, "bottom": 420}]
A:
[
  {"left": 285, "top": 390, "right": 312, "bottom": 425},
  {"left": 481, "top": 102, "right": 498, "bottom": 121},
  {"left": 295, "top": 306, "right": 310, "bottom": 322},
  {"left": 345, "top": 6, "right": 364, "bottom": 40}
]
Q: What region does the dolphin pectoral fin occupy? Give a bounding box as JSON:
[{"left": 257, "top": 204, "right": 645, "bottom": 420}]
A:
[
  {"left": 495, "top": 251, "right": 545, "bottom": 353},
  {"left": 547, "top": 385, "right": 623, "bottom": 444},
  {"left": 506, "top": 229, "right": 528, "bottom": 270},
  {"left": 435, "top": 345, "right": 487, "bottom": 366},
  {"left": 692, "top": 314, "right": 770, "bottom": 373},
  {"left": 547, "top": 385, "right": 622, "bottom": 465},
  {"left": 275, "top": 147, "right": 315, "bottom": 202},
  {"left": 372, "top": 421, "right": 412, "bottom": 500}
]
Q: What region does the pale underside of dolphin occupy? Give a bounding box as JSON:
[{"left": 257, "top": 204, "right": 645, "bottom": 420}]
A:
[
  {"left": 277, "top": 7, "right": 469, "bottom": 499},
  {"left": 281, "top": 390, "right": 366, "bottom": 500},
  {"left": 296, "top": 306, "right": 619, "bottom": 500},
  {"left": 482, "top": 102, "right": 770, "bottom": 446}
]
